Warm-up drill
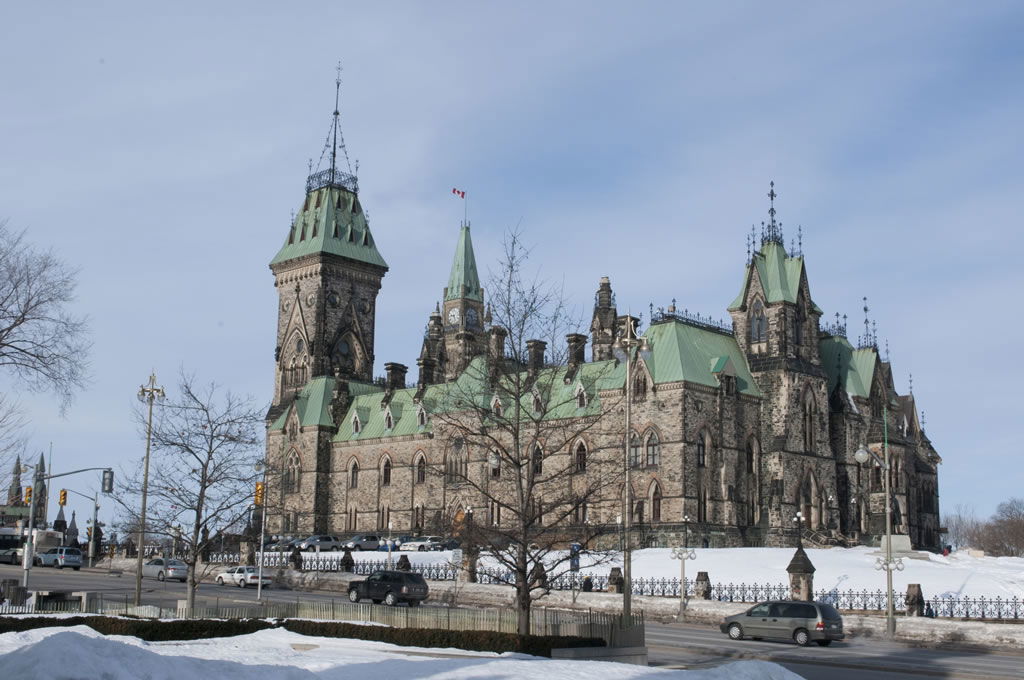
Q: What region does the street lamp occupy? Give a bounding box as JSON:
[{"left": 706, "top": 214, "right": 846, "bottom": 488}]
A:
[
  {"left": 254, "top": 459, "right": 269, "bottom": 603},
  {"left": 671, "top": 514, "right": 696, "bottom": 613},
  {"left": 855, "top": 432, "right": 903, "bottom": 637},
  {"left": 612, "top": 315, "right": 651, "bottom": 619},
  {"left": 135, "top": 372, "right": 165, "bottom": 608},
  {"left": 793, "top": 511, "right": 804, "bottom": 548}
]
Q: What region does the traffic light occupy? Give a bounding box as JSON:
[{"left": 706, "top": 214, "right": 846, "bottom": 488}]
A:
[
  {"left": 59, "top": 489, "right": 67, "bottom": 506},
  {"left": 24, "top": 486, "right": 31, "bottom": 504},
  {"left": 254, "top": 481, "right": 265, "bottom": 506},
  {"left": 87, "top": 527, "right": 92, "bottom": 540},
  {"left": 101, "top": 469, "right": 114, "bottom": 494}
]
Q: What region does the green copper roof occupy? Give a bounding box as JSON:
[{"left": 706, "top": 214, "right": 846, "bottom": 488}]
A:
[
  {"left": 444, "top": 224, "right": 482, "bottom": 302},
  {"left": 270, "top": 186, "right": 388, "bottom": 270},
  {"left": 728, "top": 241, "right": 821, "bottom": 314},
  {"left": 819, "top": 335, "right": 877, "bottom": 399},
  {"left": 269, "top": 376, "right": 339, "bottom": 431},
  {"left": 644, "top": 320, "right": 761, "bottom": 396}
]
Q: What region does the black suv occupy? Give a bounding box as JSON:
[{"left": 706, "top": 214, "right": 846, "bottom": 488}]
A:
[{"left": 348, "top": 570, "right": 429, "bottom": 607}]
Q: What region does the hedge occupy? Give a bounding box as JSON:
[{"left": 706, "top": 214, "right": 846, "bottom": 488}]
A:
[{"left": 0, "top": 616, "right": 604, "bottom": 657}]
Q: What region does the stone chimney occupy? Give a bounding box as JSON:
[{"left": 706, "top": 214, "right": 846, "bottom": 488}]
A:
[
  {"left": 384, "top": 362, "right": 408, "bottom": 391},
  {"left": 526, "top": 339, "right": 547, "bottom": 373},
  {"left": 566, "top": 333, "right": 587, "bottom": 367},
  {"left": 488, "top": 326, "right": 508, "bottom": 362}
]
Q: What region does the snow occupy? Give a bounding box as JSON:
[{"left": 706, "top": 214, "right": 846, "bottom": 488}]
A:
[{"left": 0, "top": 625, "right": 804, "bottom": 680}]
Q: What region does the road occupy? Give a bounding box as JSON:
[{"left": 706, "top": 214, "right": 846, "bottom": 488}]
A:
[
  {"left": 4, "top": 564, "right": 1023, "bottom": 679},
  {"left": 647, "top": 620, "right": 1024, "bottom": 680}
]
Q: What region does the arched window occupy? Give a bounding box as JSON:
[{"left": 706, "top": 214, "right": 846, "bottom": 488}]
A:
[
  {"left": 349, "top": 460, "right": 359, "bottom": 489},
  {"left": 629, "top": 433, "right": 641, "bottom": 467},
  {"left": 351, "top": 413, "right": 361, "bottom": 434},
  {"left": 384, "top": 411, "right": 394, "bottom": 430},
  {"left": 446, "top": 438, "right": 467, "bottom": 484},
  {"left": 532, "top": 445, "right": 543, "bottom": 475},
  {"left": 417, "top": 408, "right": 427, "bottom": 427},
  {"left": 575, "top": 441, "right": 587, "bottom": 473},
  {"left": 489, "top": 450, "right": 501, "bottom": 478},
  {"left": 633, "top": 373, "right": 648, "bottom": 401},
  {"left": 793, "top": 302, "right": 806, "bottom": 346},
  {"left": 492, "top": 398, "right": 503, "bottom": 418},
  {"left": 651, "top": 482, "right": 663, "bottom": 522},
  {"left": 750, "top": 299, "right": 767, "bottom": 343},
  {"left": 381, "top": 458, "right": 392, "bottom": 487},
  {"left": 697, "top": 484, "right": 708, "bottom": 522},
  {"left": 646, "top": 432, "right": 661, "bottom": 467},
  {"left": 284, "top": 450, "right": 301, "bottom": 493},
  {"left": 746, "top": 441, "right": 755, "bottom": 473},
  {"left": 802, "top": 392, "right": 817, "bottom": 452},
  {"left": 415, "top": 454, "right": 426, "bottom": 484},
  {"left": 633, "top": 500, "right": 645, "bottom": 524},
  {"left": 697, "top": 435, "right": 707, "bottom": 468},
  {"left": 576, "top": 387, "right": 587, "bottom": 409}
]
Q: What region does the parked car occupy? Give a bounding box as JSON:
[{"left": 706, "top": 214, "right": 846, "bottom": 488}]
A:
[
  {"left": 297, "top": 535, "right": 347, "bottom": 551},
  {"left": 0, "top": 547, "right": 23, "bottom": 564},
  {"left": 399, "top": 536, "right": 444, "bottom": 552},
  {"left": 35, "top": 546, "right": 82, "bottom": 570},
  {"left": 720, "top": 600, "right": 845, "bottom": 646},
  {"left": 342, "top": 534, "right": 381, "bottom": 551},
  {"left": 142, "top": 557, "right": 188, "bottom": 582},
  {"left": 347, "top": 570, "right": 429, "bottom": 606},
  {"left": 438, "top": 538, "right": 461, "bottom": 551},
  {"left": 216, "top": 566, "right": 271, "bottom": 588},
  {"left": 377, "top": 535, "right": 415, "bottom": 551}
]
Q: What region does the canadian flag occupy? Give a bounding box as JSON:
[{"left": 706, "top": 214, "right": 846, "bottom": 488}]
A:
[{"left": 452, "top": 188, "right": 466, "bottom": 199}]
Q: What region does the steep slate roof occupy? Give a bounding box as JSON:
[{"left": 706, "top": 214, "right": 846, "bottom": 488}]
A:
[
  {"left": 270, "top": 186, "right": 388, "bottom": 270},
  {"left": 819, "top": 335, "right": 877, "bottom": 399},
  {"left": 444, "top": 225, "right": 483, "bottom": 302},
  {"left": 644, "top": 320, "right": 761, "bottom": 396},
  {"left": 728, "top": 241, "right": 822, "bottom": 313},
  {"left": 268, "top": 377, "right": 342, "bottom": 431}
]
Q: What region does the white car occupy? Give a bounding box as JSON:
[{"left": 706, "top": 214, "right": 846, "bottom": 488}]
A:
[
  {"left": 399, "top": 536, "right": 444, "bottom": 552},
  {"left": 216, "top": 566, "right": 271, "bottom": 588}
]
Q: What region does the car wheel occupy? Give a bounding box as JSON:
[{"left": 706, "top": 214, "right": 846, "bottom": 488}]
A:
[
  {"left": 348, "top": 589, "right": 360, "bottom": 603},
  {"left": 239, "top": 579, "right": 246, "bottom": 588},
  {"left": 332, "top": 546, "right": 340, "bottom": 551},
  {"left": 408, "top": 600, "right": 420, "bottom": 608},
  {"left": 372, "top": 599, "right": 382, "bottom": 604},
  {"left": 728, "top": 623, "right": 744, "bottom": 640},
  {"left": 216, "top": 577, "right": 225, "bottom": 586},
  {"left": 418, "top": 546, "right": 425, "bottom": 552},
  {"left": 354, "top": 546, "right": 362, "bottom": 551},
  {"left": 73, "top": 566, "right": 80, "bottom": 571},
  {"left": 816, "top": 640, "right": 832, "bottom": 647},
  {"left": 57, "top": 564, "right": 63, "bottom": 570},
  {"left": 384, "top": 592, "right": 398, "bottom": 606},
  {"left": 157, "top": 571, "right": 165, "bottom": 582},
  {"left": 34, "top": 558, "right": 41, "bottom": 567},
  {"left": 793, "top": 629, "right": 811, "bottom": 647}
]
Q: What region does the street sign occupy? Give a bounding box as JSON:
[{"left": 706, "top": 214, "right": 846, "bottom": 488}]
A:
[{"left": 451, "top": 548, "right": 463, "bottom": 564}]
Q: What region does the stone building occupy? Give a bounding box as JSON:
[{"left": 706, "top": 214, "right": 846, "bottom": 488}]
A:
[{"left": 264, "top": 121, "right": 942, "bottom": 551}]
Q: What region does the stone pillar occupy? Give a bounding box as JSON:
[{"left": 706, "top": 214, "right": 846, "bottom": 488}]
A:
[
  {"left": 786, "top": 545, "right": 816, "bottom": 601},
  {"left": 694, "top": 571, "right": 712, "bottom": 600},
  {"left": 607, "top": 567, "right": 623, "bottom": 593},
  {"left": 396, "top": 554, "right": 411, "bottom": 572},
  {"left": 340, "top": 548, "right": 354, "bottom": 573},
  {"left": 906, "top": 584, "right": 924, "bottom": 617}
]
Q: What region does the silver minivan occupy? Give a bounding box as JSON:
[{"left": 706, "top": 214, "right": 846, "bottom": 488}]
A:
[
  {"left": 720, "top": 600, "right": 845, "bottom": 646},
  {"left": 35, "top": 546, "right": 82, "bottom": 570}
]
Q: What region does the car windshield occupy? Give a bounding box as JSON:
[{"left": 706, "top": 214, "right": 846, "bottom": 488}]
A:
[
  {"left": 818, "top": 603, "right": 842, "bottom": 620},
  {"left": 168, "top": 560, "right": 187, "bottom": 567}
]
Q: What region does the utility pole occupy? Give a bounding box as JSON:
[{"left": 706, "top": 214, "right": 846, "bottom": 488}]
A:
[{"left": 135, "top": 373, "right": 165, "bottom": 607}]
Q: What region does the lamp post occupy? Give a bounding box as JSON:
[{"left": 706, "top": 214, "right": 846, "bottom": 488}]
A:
[
  {"left": 20, "top": 462, "right": 42, "bottom": 588},
  {"left": 855, "top": 398, "right": 903, "bottom": 637},
  {"left": 612, "top": 315, "right": 651, "bottom": 619},
  {"left": 254, "top": 459, "right": 269, "bottom": 602},
  {"left": 671, "top": 514, "right": 696, "bottom": 613},
  {"left": 793, "top": 511, "right": 804, "bottom": 548},
  {"left": 135, "top": 372, "right": 165, "bottom": 608}
]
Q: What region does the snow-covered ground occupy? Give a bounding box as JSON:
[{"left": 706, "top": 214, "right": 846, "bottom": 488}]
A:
[
  {"left": 344, "top": 547, "right": 1024, "bottom": 599},
  {"left": 0, "top": 625, "right": 802, "bottom": 680}
]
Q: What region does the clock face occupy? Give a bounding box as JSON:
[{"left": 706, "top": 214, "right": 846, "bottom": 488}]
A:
[
  {"left": 447, "top": 307, "right": 460, "bottom": 325},
  {"left": 466, "top": 308, "right": 479, "bottom": 327}
]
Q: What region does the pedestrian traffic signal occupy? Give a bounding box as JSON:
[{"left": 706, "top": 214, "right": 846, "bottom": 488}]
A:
[
  {"left": 254, "top": 481, "right": 265, "bottom": 506},
  {"left": 24, "top": 486, "right": 31, "bottom": 504},
  {"left": 59, "top": 489, "right": 67, "bottom": 506},
  {"left": 101, "top": 469, "right": 114, "bottom": 494}
]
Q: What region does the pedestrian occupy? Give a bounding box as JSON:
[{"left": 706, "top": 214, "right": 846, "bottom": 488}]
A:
[
  {"left": 582, "top": 576, "right": 593, "bottom": 592},
  {"left": 290, "top": 545, "right": 303, "bottom": 572}
]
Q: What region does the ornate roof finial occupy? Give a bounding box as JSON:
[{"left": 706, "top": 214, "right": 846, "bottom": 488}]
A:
[
  {"left": 797, "top": 225, "right": 803, "bottom": 256},
  {"left": 921, "top": 410, "right": 926, "bottom": 430},
  {"left": 306, "top": 63, "right": 358, "bottom": 195},
  {"left": 885, "top": 338, "right": 890, "bottom": 362},
  {"left": 857, "top": 296, "right": 876, "bottom": 349},
  {"left": 908, "top": 372, "right": 913, "bottom": 395},
  {"left": 762, "top": 181, "right": 784, "bottom": 245}
]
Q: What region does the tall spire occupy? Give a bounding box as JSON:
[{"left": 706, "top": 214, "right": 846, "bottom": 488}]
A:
[
  {"left": 444, "top": 224, "right": 483, "bottom": 302},
  {"left": 6, "top": 455, "right": 21, "bottom": 505},
  {"left": 305, "top": 62, "right": 357, "bottom": 196},
  {"left": 762, "top": 180, "right": 784, "bottom": 246}
]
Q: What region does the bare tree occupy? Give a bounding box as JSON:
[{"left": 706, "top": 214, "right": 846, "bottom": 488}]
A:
[
  {"left": 942, "top": 504, "right": 981, "bottom": 551},
  {"left": 976, "top": 498, "right": 1024, "bottom": 557},
  {"left": 431, "top": 230, "right": 623, "bottom": 635},
  {"left": 0, "top": 221, "right": 90, "bottom": 415},
  {"left": 0, "top": 394, "right": 27, "bottom": 478},
  {"left": 114, "top": 372, "right": 264, "bottom": 611}
]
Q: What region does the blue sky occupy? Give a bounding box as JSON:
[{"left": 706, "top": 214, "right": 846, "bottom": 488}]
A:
[{"left": 1, "top": 2, "right": 1021, "bottom": 531}]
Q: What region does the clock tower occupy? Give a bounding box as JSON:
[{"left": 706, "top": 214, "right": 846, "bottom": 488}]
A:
[{"left": 442, "top": 223, "right": 485, "bottom": 380}]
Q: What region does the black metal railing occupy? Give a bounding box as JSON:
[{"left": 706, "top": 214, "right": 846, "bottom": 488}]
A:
[{"left": 306, "top": 168, "right": 358, "bottom": 194}]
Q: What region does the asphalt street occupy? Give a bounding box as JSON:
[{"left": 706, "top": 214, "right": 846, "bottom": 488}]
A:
[{"left": 3, "top": 564, "right": 1022, "bottom": 679}]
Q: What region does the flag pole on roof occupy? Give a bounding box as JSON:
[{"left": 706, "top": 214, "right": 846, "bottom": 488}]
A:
[{"left": 452, "top": 187, "right": 467, "bottom": 225}]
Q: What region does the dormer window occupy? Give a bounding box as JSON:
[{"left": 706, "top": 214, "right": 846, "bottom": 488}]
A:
[
  {"left": 384, "top": 411, "right": 394, "bottom": 430},
  {"left": 575, "top": 386, "right": 587, "bottom": 409},
  {"left": 492, "top": 397, "right": 503, "bottom": 418},
  {"left": 532, "top": 394, "right": 543, "bottom": 413},
  {"left": 417, "top": 408, "right": 427, "bottom": 427},
  {"left": 352, "top": 414, "right": 361, "bottom": 434}
]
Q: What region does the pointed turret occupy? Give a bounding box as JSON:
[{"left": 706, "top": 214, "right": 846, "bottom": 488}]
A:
[
  {"left": 66, "top": 511, "right": 79, "bottom": 545},
  {"left": 52, "top": 506, "right": 67, "bottom": 537},
  {"left": 7, "top": 455, "right": 21, "bottom": 505},
  {"left": 444, "top": 224, "right": 483, "bottom": 302}
]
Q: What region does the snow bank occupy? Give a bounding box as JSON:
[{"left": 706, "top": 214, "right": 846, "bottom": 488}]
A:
[{"left": 0, "top": 626, "right": 804, "bottom": 679}]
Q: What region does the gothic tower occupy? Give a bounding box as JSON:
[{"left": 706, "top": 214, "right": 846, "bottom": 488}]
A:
[
  {"left": 590, "top": 276, "right": 618, "bottom": 361},
  {"left": 6, "top": 455, "right": 22, "bottom": 506},
  {"left": 441, "top": 224, "right": 485, "bottom": 380}
]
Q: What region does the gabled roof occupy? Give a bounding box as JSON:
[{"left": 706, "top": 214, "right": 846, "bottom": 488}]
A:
[
  {"left": 444, "top": 224, "right": 483, "bottom": 302},
  {"left": 728, "top": 241, "right": 822, "bottom": 313},
  {"left": 268, "top": 377, "right": 342, "bottom": 431},
  {"left": 644, "top": 320, "right": 761, "bottom": 396},
  {"left": 819, "top": 335, "right": 877, "bottom": 399},
  {"left": 270, "top": 186, "right": 388, "bottom": 270}
]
